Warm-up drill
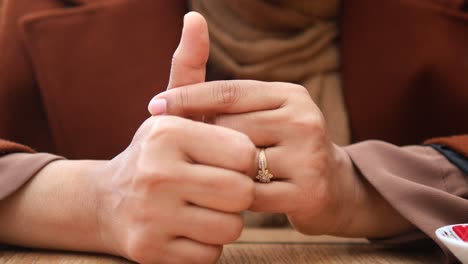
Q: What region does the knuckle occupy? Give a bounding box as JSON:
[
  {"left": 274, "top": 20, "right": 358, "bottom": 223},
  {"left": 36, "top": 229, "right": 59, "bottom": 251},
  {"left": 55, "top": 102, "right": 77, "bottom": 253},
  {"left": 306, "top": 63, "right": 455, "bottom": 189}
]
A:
[
  {"left": 140, "top": 163, "right": 179, "bottom": 189},
  {"left": 290, "top": 84, "right": 310, "bottom": 97},
  {"left": 211, "top": 81, "right": 241, "bottom": 108},
  {"left": 290, "top": 218, "right": 312, "bottom": 235},
  {"left": 273, "top": 111, "right": 292, "bottom": 127},
  {"left": 128, "top": 206, "right": 154, "bottom": 226},
  {"left": 135, "top": 153, "right": 179, "bottom": 190},
  {"left": 221, "top": 214, "right": 244, "bottom": 243},
  {"left": 201, "top": 245, "right": 223, "bottom": 264},
  {"left": 126, "top": 234, "right": 164, "bottom": 264},
  {"left": 132, "top": 117, "right": 156, "bottom": 144},
  {"left": 236, "top": 135, "right": 257, "bottom": 173},
  {"left": 148, "top": 116, "right": 183, "bottom": 140},
  {"left": 192, "top": 245, "right": 222, "bottom": 264},
  {"left": 135, "top": 116, "right": 189, "bottom": 188},
  {"left": 235, "top": 178, "right": 255, "bottom": 211},
  {"left": 222, "top": 174, "right": 255, "bottom": 212},
  {"left": 290, "top": 113, "right": 326, "bottom": 137},
  {"left": 176, "top": 86, "right": 190, "bottom": 114}
]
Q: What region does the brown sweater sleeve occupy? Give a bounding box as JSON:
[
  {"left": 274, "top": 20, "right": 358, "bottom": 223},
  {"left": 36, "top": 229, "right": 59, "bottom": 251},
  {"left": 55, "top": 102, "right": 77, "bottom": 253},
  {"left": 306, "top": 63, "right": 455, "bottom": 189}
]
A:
[
  {"left": 0, "top": 139, "right": 63, "bottom": 200},
  {"left": 344, "top": 140, "right": 468, "bottom": 263}
]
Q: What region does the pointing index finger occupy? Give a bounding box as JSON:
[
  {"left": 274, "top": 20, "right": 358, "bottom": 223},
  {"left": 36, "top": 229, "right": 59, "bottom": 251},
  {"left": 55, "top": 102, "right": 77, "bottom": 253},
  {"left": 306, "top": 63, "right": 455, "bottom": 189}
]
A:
[{"left": 155, "top": 80, "right": 288, "bottom": 116}]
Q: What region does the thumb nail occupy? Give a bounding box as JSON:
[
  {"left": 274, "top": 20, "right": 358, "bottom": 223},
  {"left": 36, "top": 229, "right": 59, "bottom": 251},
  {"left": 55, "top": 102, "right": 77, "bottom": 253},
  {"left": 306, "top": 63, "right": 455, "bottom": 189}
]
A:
[{"left": 148, "top": 98, "right": 167, "bottom": 115}]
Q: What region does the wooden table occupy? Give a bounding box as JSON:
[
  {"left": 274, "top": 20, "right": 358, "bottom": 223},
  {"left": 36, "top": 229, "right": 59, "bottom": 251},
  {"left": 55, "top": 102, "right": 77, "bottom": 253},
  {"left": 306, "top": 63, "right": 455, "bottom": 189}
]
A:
[{"left": 0, "top": 228, "right": 443, "bottom": 263}]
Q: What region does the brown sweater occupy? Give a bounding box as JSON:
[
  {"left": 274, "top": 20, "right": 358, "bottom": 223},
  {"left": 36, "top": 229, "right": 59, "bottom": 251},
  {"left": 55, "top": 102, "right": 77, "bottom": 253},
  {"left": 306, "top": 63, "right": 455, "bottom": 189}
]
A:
[{"left": 0, "top": 0, "right": 467, "bottom": 262}]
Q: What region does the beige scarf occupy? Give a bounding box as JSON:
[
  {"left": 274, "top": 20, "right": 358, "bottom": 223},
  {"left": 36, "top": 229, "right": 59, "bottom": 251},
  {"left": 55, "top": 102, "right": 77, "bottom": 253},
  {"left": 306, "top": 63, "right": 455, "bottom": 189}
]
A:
[{"left": 190, "top": 0, "right": 349, "bottom": 146}]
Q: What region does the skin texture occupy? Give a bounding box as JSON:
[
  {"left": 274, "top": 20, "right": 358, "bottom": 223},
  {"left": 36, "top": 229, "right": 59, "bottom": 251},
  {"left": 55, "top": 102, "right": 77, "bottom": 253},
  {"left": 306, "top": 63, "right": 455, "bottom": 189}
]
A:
[
  {"left": 96, "top": 115, "right": 256, "bottom": 263},
  {"left": 149, "top": 13, "right": 414, "bottom": 239},
  {"left": 0, "top": 12, "right": 257, "bottom": 264},
  {"left": 152, "top": 80, "right": 414, "bottom": 238}
]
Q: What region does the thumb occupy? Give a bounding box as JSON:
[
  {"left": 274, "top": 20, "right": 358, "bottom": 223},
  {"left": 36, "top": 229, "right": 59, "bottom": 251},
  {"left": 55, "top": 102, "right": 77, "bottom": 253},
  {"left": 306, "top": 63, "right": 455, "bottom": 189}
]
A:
[{"left": 167, "top": 11, "right": 210, "bottom": 90}]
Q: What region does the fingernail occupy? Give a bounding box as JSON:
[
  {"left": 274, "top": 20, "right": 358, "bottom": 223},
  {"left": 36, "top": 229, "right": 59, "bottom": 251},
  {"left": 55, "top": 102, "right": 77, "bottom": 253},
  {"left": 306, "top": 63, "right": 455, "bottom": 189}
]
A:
[{"left": 148, "top": 98, "right": 167, "bottom": 115}]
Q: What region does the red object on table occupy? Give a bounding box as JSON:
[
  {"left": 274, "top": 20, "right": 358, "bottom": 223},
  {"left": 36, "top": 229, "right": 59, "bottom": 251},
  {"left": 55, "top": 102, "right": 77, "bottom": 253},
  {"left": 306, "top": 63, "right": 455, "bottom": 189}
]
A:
[{"left": 453, "top": 225, "right": 468, "bottom": 242}]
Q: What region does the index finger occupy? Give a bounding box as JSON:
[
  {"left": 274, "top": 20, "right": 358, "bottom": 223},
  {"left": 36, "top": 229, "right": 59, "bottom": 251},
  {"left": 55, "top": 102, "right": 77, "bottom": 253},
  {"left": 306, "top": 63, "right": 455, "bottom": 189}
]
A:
[{"left": 154, "top": 80, "right": 289, "bottom": 116}]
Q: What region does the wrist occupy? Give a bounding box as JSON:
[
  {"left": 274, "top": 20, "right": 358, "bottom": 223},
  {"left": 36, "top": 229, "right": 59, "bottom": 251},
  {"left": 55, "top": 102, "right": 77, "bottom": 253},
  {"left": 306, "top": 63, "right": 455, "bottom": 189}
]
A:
[
  {"left": 91, "top": 158, "right": 125, "bottom": 257},
  {"left": 324, "top": 144, "right": 363, "bottom": 236},
  {"left": 323, "top": 144, "right": 362, "bottom": 236},
  {"left": 287, "top": 144, "right": 359, "bottom": 236}
]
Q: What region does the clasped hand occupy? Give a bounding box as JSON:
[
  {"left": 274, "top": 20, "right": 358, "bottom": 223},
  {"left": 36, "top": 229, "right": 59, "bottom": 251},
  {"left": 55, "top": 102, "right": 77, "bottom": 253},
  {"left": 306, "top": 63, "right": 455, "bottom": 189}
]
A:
[
  {"left": 152, "top": 79, "right": 351, "bottom": 234},
  {"left": 96, "top": 12, "right": 356, "bottom": 264}
]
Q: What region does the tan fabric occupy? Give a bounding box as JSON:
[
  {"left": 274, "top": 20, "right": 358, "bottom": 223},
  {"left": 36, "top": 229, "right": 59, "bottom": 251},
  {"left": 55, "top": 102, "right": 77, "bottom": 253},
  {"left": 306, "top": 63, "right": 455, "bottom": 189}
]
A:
[
  {"left": 345, "top": 141, "right": 468, "bottom": 263},
  {"left": 190, "top": 0, "right": 350, "bottom": 146},
  {"left": 0, "top": 153, "right": 62, "bottom": 200}
]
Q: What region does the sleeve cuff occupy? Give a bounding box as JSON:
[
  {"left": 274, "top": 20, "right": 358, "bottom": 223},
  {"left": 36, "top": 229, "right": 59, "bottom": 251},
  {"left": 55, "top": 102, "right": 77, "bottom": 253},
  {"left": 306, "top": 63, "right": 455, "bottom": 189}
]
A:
[
  {"left": 344, "top": 140, "right": 468, "bottom": 263},
  {"left": 0, "top": 153, "right": 64, "bottom": 200}
]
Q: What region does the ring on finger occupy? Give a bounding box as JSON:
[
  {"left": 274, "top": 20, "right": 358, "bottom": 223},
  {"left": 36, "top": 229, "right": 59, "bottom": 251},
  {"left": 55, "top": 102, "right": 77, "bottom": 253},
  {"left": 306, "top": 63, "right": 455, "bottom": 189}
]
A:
[{"left": 256, "top": 148, "right": 274, "bottom": 183}]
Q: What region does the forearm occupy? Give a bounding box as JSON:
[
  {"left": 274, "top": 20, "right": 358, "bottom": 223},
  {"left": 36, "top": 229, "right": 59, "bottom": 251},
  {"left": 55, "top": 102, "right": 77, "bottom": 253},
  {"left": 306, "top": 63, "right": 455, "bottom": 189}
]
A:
[{"left": 0, "top": 159, "right": 109, "bottom": 253}]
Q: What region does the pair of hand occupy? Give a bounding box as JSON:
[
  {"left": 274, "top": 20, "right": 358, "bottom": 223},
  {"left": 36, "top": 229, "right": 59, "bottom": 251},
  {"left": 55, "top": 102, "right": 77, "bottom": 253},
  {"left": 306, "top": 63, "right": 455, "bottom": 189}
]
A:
[{"left": 95, "top": 12, "right": 355, "bottom": 264}]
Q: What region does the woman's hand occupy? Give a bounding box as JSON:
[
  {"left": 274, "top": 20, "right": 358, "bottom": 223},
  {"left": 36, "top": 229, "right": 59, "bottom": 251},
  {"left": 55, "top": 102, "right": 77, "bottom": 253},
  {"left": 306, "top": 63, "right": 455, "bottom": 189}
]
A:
[
  {"left": 147, "top": 11, "right": 413, "bottom": 240},
  {"left": 0, "top": 115, "right": 256, "bottom": 264},
  {"left": 148, "top": 11, "right": 357, "bottom": 236},
  {"left": 140, "top": 9, "right": 410, "bottom": 245},
  {"left": 101, "top": 13, "right": 256, "bottom": 263},
  {"left": 149, "top": 80, "right": 355, "bottom": 236},
  {"left": 150, "top": 80, "right": 413, "bottom": 238},
  {"left": 98, "top": 13, "right": 256, "bottom": 263},
  {"left": 95, "top": 115, "right": 256, "bottom": 263},
  {"left": 96, "top": 12, "right": 256, "bottom": 264}
]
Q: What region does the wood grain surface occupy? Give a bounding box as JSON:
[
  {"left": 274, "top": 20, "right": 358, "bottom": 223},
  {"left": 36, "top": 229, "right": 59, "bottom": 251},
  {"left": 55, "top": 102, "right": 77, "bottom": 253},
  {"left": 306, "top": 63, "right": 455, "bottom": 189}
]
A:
[{"left": 0, "top": 228, "right": 443, "bottom": 264}]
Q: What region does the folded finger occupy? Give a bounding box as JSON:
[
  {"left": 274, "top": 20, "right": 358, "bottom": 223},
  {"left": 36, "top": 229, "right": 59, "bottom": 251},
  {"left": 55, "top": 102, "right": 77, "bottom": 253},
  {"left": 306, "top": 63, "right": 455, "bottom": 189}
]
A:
[
  {"left": 179, "top": 163, "right": 254, "bottom": 213},
  {"left": 151, "top": 116, "right": 256, "bottom": 174},
  {"left": 166, "top": 238, "right": 221, "bottom": 264},
  {"left": 176, "top": 205, "right": 243, "bottom": 245},
  {"left": 249, "top": 181, "right": 299, "bottom": 213},
  {"left": 214, "top": 110, "right": 284, "bottom": 147}
]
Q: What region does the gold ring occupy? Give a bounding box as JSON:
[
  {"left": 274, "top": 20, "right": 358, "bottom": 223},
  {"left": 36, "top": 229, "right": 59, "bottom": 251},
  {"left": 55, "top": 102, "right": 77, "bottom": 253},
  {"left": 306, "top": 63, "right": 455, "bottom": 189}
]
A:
[{"left": 256, "top": 148, "right": 273, "bottom": 183}]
